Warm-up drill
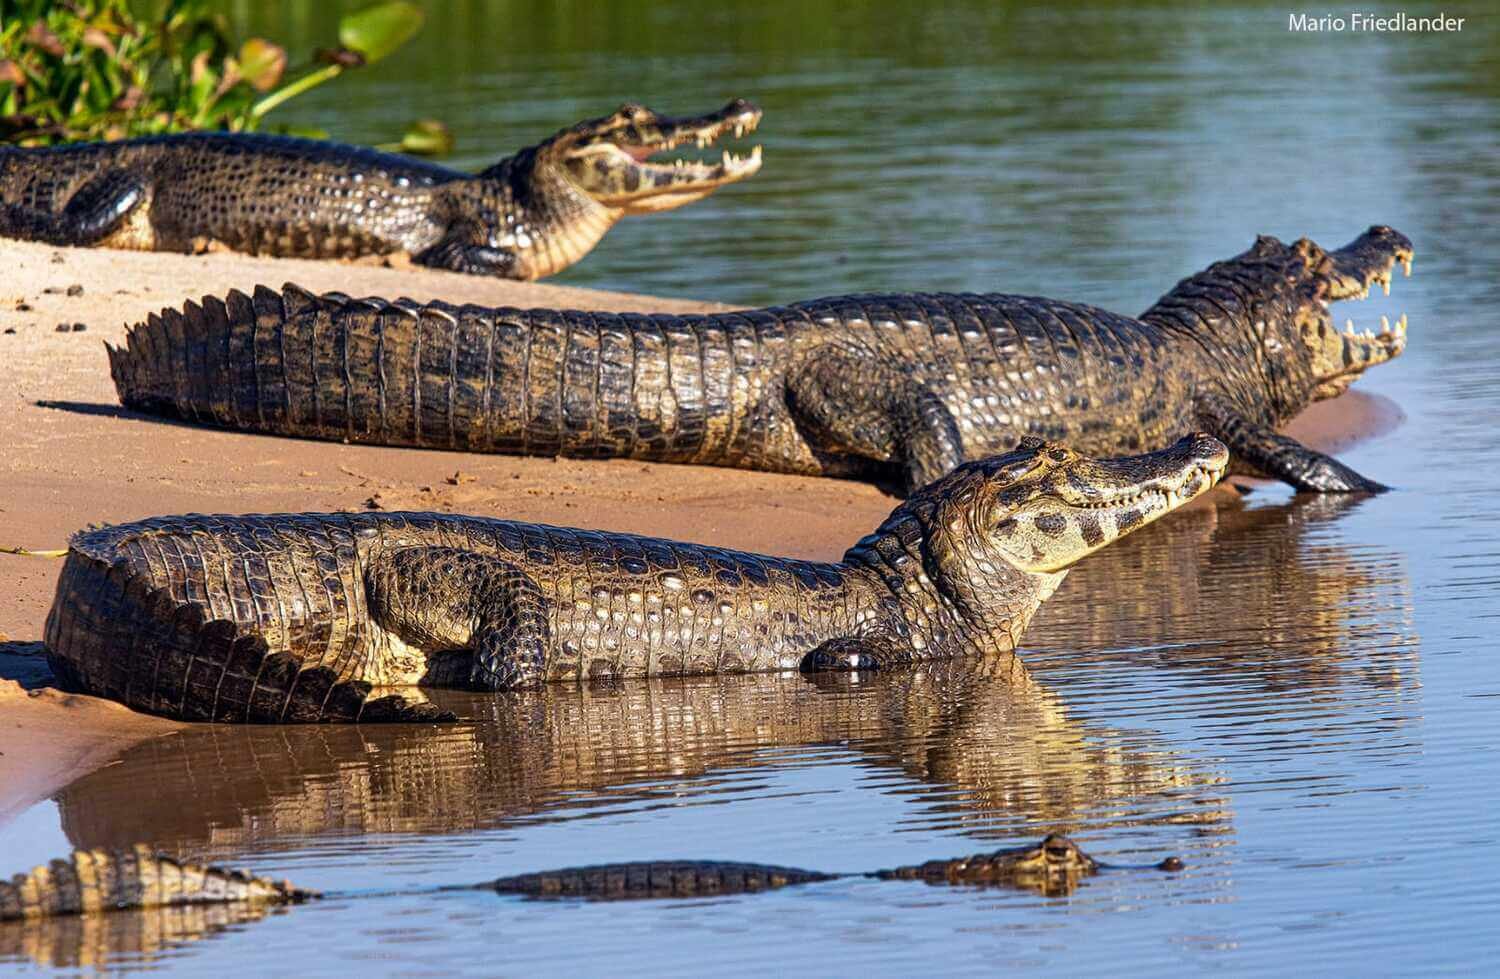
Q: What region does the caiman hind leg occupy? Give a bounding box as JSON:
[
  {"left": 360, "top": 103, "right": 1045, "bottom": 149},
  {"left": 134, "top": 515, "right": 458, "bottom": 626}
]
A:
[
  {"left": 1196, "top": 392, "right": 1387, "bottom": 492},
  {"left": 785, "top": 345, "right": 965, "bottom": 494},
  {"left": 365, "top": 547, "right": 551, "bottom": 690},
  {"left": 0, "top": 169, "right": 148, "bottom": 246}
]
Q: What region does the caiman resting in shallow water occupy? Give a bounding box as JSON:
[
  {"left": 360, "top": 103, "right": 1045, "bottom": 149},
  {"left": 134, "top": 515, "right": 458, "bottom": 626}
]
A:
[
  {"left": 1, "top": 836, "right": 1182, "bottom": 924},
  {"left": 0, "top": 100, "right": 761, "bottom": 279},
  {"left": 43, "top": 435, "right": 1227, "bottom": 722},
  {"left": 109, "top": 226, "right": 1409, "bottom": 492}
]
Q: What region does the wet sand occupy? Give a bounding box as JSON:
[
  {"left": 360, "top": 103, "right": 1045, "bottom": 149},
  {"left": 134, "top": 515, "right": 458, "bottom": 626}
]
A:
[{"left": 0, "top": 238, "right": 1404, "bottom": 830}]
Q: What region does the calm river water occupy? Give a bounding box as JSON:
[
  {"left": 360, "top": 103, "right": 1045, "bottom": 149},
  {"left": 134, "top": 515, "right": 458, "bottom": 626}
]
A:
[{"left": 2, "top": 0, "right": 1497, "bottom": 974}]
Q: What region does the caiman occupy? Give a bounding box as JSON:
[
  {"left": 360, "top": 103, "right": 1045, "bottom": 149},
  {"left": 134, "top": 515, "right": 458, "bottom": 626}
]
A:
[
  {"left": 108, "top": 226, "right": 1410, "bottom": 492},
  {"left": 0, "top": 836, "right": 1181, "bottom": 924},
  {"left": 0, "top": 100, "right": 762, "bottom": 279},
  {"left": 42, "top": 434, "right": 1227, "bottom": 722}
]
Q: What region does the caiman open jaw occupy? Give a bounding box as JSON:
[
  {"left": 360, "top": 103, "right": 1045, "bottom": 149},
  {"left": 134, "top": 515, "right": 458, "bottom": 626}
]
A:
[
  {"left": 554, "top": 99, "right": 763, "bottom": 213},
  {"left": 1298, "top": 225, "right": 1414, "bottom": 399},
  {"left": 987, "top": 434, "right": 1230, "bottom": 574}
]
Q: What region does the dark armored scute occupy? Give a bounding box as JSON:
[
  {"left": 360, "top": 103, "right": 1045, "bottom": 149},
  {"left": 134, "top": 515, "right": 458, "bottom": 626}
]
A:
[
  {"left": 43, "top": 435, "right": 1227, "bottom": 723},
  {"left": 109, "top": 227, "right": 1409, "bottom": 492},
  {"left": 0, "top": 100, "right": 761, "bottom": 279},
  {"left": 489, "top": 861, "right": 835, "bottom": 900}
]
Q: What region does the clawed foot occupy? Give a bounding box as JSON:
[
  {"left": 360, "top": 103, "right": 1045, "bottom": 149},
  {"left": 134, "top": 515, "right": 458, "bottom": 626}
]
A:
[
  {"left": 358, "top": 694, "right": 455, "bottom": 723},
  {"left": 1295, "top": 457, "right": 1388, "bottom": 493},
  {"left": 800, "top": 642, "right": 886, "bottom": 673}
]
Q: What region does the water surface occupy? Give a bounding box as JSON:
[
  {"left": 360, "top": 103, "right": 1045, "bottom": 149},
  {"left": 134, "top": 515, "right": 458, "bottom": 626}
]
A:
[{"left": 4, "top": 1, "right": 1498, "bottom": 973}]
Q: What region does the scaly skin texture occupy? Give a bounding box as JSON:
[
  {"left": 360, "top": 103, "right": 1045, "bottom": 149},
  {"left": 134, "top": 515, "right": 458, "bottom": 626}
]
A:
[
  {"left": 2, "top": 835, "right": 1161, "bottom": 927},
  {"left": 0, "top": 839, "right": 1166, "bottom": 966},
  {"left": 43, "top": 435, "right": 1227, "bottom": 722},
  {"left": 0, "top": 100, "right": 761, "bottom": 279},
  {"left": 110, "top": 227, "right": 1410, "bottom": 492},
  {"left": 0, "top": 845, "right": 310, "bottom": 920}
]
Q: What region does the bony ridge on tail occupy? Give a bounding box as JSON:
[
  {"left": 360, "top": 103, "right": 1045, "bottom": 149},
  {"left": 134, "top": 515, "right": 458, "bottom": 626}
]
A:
[
  {"left": 107, "top": 227, "right": 1408, "bottom": 493},
  {"left": 0, "top": 835, "right": 1183, "bottom": 926},
  {"left": 42, "top": 435, "right": 1228, "bottom": 722},
  {"left": 0, "top": 100, "right": 762, "bottom": 279}
]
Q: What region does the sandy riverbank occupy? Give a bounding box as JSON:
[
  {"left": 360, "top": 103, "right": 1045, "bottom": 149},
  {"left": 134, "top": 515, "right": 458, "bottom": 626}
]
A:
[{"left": 0, "top": 238, "right": 1404, "bottom": 827}]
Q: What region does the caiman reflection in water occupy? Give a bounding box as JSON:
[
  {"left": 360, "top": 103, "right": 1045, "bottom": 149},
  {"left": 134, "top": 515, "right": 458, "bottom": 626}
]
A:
[
  {"left": 53, "top": 658, "right": 1222, "bottom": 855},
  {"left": 1028, "top": 494, "right": 1419, "bottom": 693},
  {"left": 0, "top": 899, "right": 293, "bottom": 971},
  {"left": 22, "top": 659, "right": 1219, "bottom": 967}
]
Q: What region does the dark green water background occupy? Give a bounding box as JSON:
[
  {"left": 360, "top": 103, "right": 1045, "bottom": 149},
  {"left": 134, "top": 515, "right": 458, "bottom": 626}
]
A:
[{"left": 2, "top": 2, "right": 1497, "bottom": 974}]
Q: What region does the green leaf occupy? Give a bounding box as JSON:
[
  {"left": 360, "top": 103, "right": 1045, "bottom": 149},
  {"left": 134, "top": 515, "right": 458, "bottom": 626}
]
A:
[
  {"left": 279, "top": 125, "right": 330, "bottom": 140},
  {"left": 338, "top": 1, "right": 423, "bottom": 65},
  {"left": 397, "top": 117, "right": 452, "bottom": 155}
]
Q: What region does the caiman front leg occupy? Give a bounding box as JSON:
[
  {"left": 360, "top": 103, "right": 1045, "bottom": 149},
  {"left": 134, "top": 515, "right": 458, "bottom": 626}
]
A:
[
  {"left": 414, "top": 226, "right": 521, "bottom": 277},
  {"left": 785, "top": 344, "right": 965, "bottom": 494},
  {"left": 0, "top": 169, "right": 147, "bottom": 245},
  {"left": 1195, "top": 392, "right": 1387, "bottom": 493},
  {"left": 366, "top": 547, "right": 551, "bottom": 690},
  {"left": 800, "top": 635, "right": 915, "bottom": 673}
]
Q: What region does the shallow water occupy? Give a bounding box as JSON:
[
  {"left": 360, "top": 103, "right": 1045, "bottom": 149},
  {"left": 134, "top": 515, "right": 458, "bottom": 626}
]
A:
[{"left": 4, "top": 0, "right": 1499, "bottom": 974}]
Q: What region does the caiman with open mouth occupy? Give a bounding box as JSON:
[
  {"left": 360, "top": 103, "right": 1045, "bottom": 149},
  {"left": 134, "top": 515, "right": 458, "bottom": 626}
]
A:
[
  {"left": 0, "top": 100, "right": 762, "bottom": 279},
  {"left": 109, "top": 227, "right": 1410, "bottom": 491},
  {"left": 43, "top": 435, "right": 1226, "bottom": 723}
]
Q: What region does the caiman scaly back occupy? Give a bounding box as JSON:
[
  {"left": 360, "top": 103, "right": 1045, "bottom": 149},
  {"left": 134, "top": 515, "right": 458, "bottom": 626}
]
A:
[
  {"left": 43, "top": 436, "right": 1226, "bottom": 722},
  {"left": 109, "top": 228, "right": 1410, "bottom": 491}
]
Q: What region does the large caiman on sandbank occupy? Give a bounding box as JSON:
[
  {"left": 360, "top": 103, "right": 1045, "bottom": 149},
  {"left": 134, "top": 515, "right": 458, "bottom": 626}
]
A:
[
  {"left": 109, "top": 226, "right": 1409, "bottom": 492},
  {"left": 0, "top": 100, "right": 762, "bottom": 279},
  {"left": 44, "top": 436, "right": 1226, "bottom": 723}
]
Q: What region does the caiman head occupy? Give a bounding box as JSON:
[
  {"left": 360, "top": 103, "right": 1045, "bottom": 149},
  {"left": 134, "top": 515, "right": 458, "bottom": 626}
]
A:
[
  {"left": 879, "top": 835, "right": 1102, "bottom": 896},
  {"left": 536, "top": 98, "right": 762, "bottom": 215},
  {"left": 1144, "top": 225, "right": 1414, "bottom": 413},
  {"left": 851, "top": 434, "right": 1229, "bottom": 653}
]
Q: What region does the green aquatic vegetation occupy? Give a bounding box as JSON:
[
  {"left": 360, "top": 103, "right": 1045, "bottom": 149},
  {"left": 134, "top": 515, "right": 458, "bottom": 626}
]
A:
[{"left": 0, "top": 0, "right": 446, "bottom": 151}]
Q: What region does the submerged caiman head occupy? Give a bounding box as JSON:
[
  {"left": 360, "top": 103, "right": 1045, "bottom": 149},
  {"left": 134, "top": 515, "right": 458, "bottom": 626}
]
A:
[
  {"left": 540, "top": 99, "right": 763, "bottom": 214},
  {"left": 878, "top": 834, "right": 1102, "bottom": 896},
  {"left": 862, "top": 434, "right": 1229, "bottom": 646},
  {"left": 1152, "top": 226, "right": 1414, "bottom": 412}
]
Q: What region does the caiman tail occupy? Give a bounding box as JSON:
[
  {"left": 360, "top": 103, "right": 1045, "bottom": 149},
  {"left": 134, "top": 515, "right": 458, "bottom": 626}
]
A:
[
  {"left": 44, "top": 518, "right": 453, "bottom": 723},
  {"left": 0, "top": 846, "right": 311, "bottom": 921},
  {"left": 108, "top": 285, "right": 744, "bottom": 462}
]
